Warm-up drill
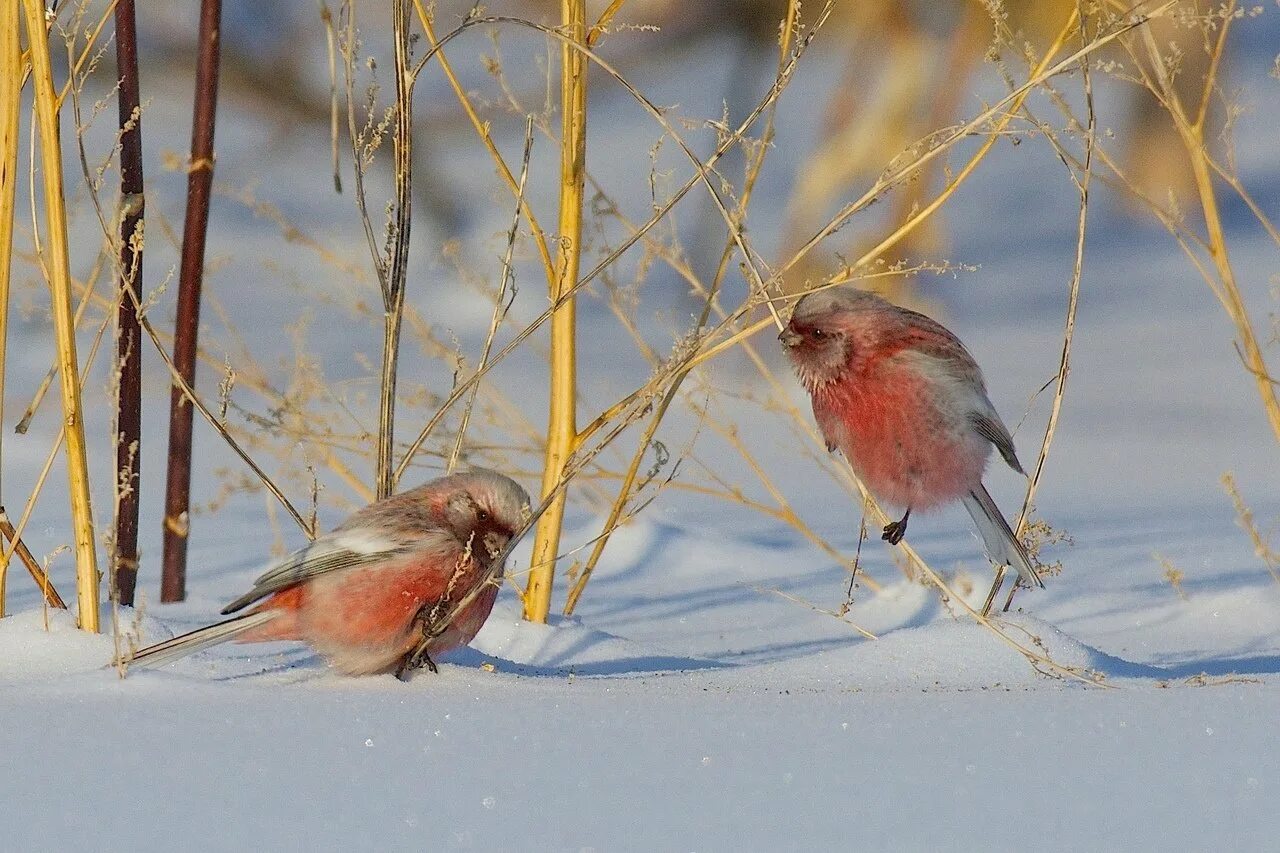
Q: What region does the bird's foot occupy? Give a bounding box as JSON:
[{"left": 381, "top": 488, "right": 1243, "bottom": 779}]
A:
[
  {"left": 881, "top": 509, "right": 911, "bottom": 546},
  {"left": 418, "top": 651, "right": 439, "bottom": 675},
  {"left": 395, "top": 647, "right": 439, "bottom": 682},
  {"left": 397, "top": 607, "right": 442, "bottom": 681},
  {"left": 881, "top": 521, "right": 905, "bottom": 545}
]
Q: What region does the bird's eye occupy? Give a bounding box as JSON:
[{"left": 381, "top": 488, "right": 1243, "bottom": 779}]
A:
[
  {"left": 811, "top": 328, "right": 825, "bottom": 339},
  {"left": 477, "top": 509, "right": 490, "bottom": 522}
]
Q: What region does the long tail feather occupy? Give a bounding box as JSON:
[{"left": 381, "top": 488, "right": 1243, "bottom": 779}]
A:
[
  {"left": 962, "top": 484, "right": 1044, "bottom": 589},
  {"left": 127, "top": 610, "right": 280, "bottom": 669}
]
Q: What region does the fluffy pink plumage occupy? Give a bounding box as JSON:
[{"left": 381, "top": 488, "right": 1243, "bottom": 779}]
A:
[
  {"left": 780, "top": 285, "right": 1042, "bottom": 589},
  {"left": 129, "top": 469, "right": 532, "bottom": 677}
]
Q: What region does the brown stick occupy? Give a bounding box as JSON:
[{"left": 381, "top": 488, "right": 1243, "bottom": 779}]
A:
[
  {"left": 0, "top": 507, "right": 67, "bottom": 609},
  {"left": 161, "top": 0, "right": 222, "bottom": 602},
  {"left": 113, "top": 0, "right": 144, "bottom": 606}
]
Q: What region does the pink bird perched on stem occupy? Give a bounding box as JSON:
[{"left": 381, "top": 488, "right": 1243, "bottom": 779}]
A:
[
  {"left": 127, "top": 469, "right": 533, "bottom": 679},
  {"left": 779, "top": 285, "right": 1043, "bottom": 591}
]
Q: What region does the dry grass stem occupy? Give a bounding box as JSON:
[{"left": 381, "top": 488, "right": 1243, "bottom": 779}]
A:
[
  {"left": 0, "top": 292, "right": 115, "bottom": 597},
  {"left": 1222, "top": 473, "right": 1280, "bottom": 587},
  {"left": 318, "top": 1, "right": 343, "bottom": 193},
  {"left": 128, "top": 287, "right": 314, "bottom": 536},
  {"left": 447, "top": 119, "right": 533, "bottom": 474},
  {"left": 376, "top": 0, "right": 415, "bottom": 500},
  {"left": 22, "top": 0, "right": 100, "bottom": 631},
  {"left": 743, "top": 583, "right": 877, "bottom": 640},
  {"left": 0, "top": 0, "right": 19, "bottom": 616},
  {"left": 845, "top": 457, "right": 1106, "bottom": 686},
  {"left": 14, "top": 247, "right": 106, "bottom": 435},
  {"left": 413, "top": 0, "right": 556, "bottom": 282},
  {"left": 394, "top": 4, "right": 836, "bottom": 483},
  {"left": 985, "top": 3, "right": 1097, "bottom": 616}
]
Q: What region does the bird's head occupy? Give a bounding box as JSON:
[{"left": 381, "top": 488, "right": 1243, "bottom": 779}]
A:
[
  {"left": 780, "top": 285, "right": 889, "bottom": 391},
  {"left": 437, "top": 469, "right": 533, "bottom": 563}
]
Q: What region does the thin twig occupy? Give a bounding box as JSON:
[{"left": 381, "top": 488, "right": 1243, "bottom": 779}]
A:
[
  {"left": 987, "top": 4, "right": 1096, "bottom": 615},
  {"left": 377, "top": 0, "right": 414, "bottom": 499},
  {"left": 318, "top": 0, "right": 342, "bottom": 193},
  {"left": 447, "top": 119, "right": 532, "bottom": 473},
  {"left": 128, "top": 287, "right": 313, "bottom": 534},
  {"left": 395, "top": 4, "right": 836, "bottom": 482}
]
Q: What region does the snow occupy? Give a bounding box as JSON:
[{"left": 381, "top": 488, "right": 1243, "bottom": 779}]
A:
[
  {"left": 6, "top": 512, "right": 1279, "bottom": 851},
  {"left": 4, "top": 4, "right": 1280, "bottom": 850}
]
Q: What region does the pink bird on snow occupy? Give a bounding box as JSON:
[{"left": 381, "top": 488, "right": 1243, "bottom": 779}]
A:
[
  {"left": 128, "top": 469, "right": 532, "bottom": 678},
  {"left": 780, "top": 285, "right": 1042, "bottom": 590}
]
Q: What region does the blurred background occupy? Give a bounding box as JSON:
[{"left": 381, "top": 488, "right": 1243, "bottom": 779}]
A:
[{"left": 137, "top": 0, "right": 1222, "bottom": 279}]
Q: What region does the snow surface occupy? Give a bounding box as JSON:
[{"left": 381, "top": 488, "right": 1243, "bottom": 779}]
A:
[
  {"left": 4, "top": 4, "right": 1280, "bottom": 851},
  {"left": 6, "top": 510, "right": 1280, "bottom": 851}
]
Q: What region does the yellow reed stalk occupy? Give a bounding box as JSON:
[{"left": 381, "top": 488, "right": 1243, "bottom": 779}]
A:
[
  {"left": 22, "top": 0, "right": 100, "bottom": 632},
  {"left": 524, "top": 0, "right": 588, "bottom": 623},
  {"left": 1163, "top": 40, "right": 1280, "bottom": 444},
  {"left": 0, "top": 0, "right": 20, "bottom": 617},
  {"left": 587, "top": 0, "right": 627, "bottom": 46},
  {"left": 1097, "top": 0, "right": 1280, "bottom": 444}
]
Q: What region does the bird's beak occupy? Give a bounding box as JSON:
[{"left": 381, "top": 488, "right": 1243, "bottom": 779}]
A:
[
  {"left": 492, "top": 499, "right": 549, "bottom": 566},
  {"left": 778, "top": 327, "right": 802, "bottom": 348}
]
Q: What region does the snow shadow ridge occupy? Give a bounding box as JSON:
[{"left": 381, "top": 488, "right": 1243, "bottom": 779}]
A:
[{"left": 446, "top": 644, "right": 731, "bottom": 678}]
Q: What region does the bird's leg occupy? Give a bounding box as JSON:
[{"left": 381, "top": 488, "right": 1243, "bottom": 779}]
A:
[
  {"left": 396, "top": 606, "right": 443, "bottom": 681},
  {"left": 882, "top": 507, "right": 911, "bottom": 545}
]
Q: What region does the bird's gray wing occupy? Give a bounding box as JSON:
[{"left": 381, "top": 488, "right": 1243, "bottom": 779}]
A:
[
  {"left": 968, "top": 411, "right": 1024, "bottom": 474},
  {"left": 219, "top": 528, "right": 429, "bottom": 615}
]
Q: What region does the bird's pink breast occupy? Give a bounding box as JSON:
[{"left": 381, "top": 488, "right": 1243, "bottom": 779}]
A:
[{"left": 815, "top": 358, "right": 988, "bottom": 510}]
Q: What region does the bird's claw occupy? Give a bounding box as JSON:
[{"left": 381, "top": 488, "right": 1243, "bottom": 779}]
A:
[
  {"left": 395, "top": 646, "right": 439, "bottom": 681},
  {"left": 882, "top": 519, "right": 907, "bottom": 545},
  {"left": 396, "top": 607, "right": 442, "bottom": 681}
]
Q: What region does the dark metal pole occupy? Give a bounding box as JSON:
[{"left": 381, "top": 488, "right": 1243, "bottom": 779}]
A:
[
  {"left": 113, "top": 0, "right": 144, "bottom": 606},
  {"left": 161, "top": 0, "right": 222, "bottom": 602}
]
